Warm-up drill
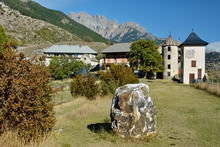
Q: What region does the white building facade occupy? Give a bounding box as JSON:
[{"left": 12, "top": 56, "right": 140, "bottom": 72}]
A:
[
  {"left": 162, "top": 36, "right": 180, "bottom": 79},
  {"left": 43, "top": 45, "right": 98, "bottom": 66},
  {"left": 180, "top": 32, "right": 208, "bottom": 84},
  {"left": 159, "top": 32, "right": 208, "bottom": 84}
]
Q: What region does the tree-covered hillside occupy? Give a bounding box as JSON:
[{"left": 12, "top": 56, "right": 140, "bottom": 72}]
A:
[
  {"left": 206, "top": 52, "right": 220, "bottom": 80},
  {"left": 0, "top": 0, "right": 111, "bottom": 44}
]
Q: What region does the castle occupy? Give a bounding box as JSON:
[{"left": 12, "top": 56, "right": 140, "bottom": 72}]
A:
[
  {"left": 161, "top": 32, "right": 208, "bottom": 84},
  {"left": 101, "top": 32, "right": 209, "bottom": 84}
]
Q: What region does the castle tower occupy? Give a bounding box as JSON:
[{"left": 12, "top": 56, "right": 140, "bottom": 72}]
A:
[
  {"left": 162, "top": 35, "right": 180, "bottom": 79},
  {"left": 180, "top": 32, "right": 208, "bottom": 84}
]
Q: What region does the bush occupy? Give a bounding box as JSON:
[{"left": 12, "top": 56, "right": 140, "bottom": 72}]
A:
[
  {"left": 49, "top": 56, "right": 87, "bottom": 80},
  {"left": 99, "top": 64, "right": 139, "bottom": 95},
  {"left": 0, "top": 48, "right": 55, "bottom": 142},
  {"left": 83, "top": 36, "right": 93, "bottom": 42},
  {"left": 99, "top": 80, "right": 117, "bottom": 96},
  {"left": 70, "top": 75, "right": 99, "bottom": 100}
]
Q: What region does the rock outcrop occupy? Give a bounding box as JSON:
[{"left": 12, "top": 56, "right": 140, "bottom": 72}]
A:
[{"left": 110, "top": 83, "right": 156, "bottom": 138}]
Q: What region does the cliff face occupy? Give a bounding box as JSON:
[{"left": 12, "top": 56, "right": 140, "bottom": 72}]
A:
[
  {"left": 69, "top": 12, "right": 157, "bottom": 43},
  {"left": 0, "top": 2, "right": 81, "bottom": 44}
]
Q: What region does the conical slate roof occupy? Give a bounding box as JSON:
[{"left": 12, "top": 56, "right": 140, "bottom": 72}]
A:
[
  {"left": 180, "top": 32, "right": 208, "bottom": 46},
  {"left": 162, "top": 35, "right": 180, "bottom": 46}
]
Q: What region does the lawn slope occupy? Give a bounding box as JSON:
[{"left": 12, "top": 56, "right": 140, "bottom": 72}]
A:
[{"left": 51, "top": 80, "right": 220, "bottom": 147}]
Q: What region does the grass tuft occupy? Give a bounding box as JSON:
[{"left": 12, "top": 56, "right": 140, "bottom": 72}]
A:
[{"left": 193, "top": 82, "right": 220, "bottom": 97}]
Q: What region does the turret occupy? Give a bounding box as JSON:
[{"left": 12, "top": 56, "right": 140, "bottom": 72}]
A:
[{"left": 162, "top": 35, "right": 180, "bottom": 79}]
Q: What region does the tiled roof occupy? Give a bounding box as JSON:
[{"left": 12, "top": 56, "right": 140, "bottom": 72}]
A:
[
  {"left": 44, "top": 45, "right": 97, "bottom": 54},
  {"left": 180, "top": 32, "right": 208, "bottom": 46},
  {"left": 101, "top": 43, "right": 131, "bottom": 53},
  {"left": 162, "top": 35, "right": 180, "bottom": 46}
]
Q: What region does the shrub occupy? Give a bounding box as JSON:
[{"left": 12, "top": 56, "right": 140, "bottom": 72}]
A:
[
  {"left": 99, "top": 80, "right": 117, "bottom": 96},
  {"left": 70, "top": 75, "right": 99, "bottom": 100},
  {"left": 99, "top": 64, "right": 139, "bottom": 95},
  {"left": 83, "top": 36, "right": 93, "bottom": 42},
  {"left": 0, "top": 48, "right": 55, "bottom": 142}
]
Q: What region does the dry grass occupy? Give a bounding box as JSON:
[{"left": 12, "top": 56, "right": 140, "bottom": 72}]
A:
[
  {"left": 2, "top": 80, "right": 220, "bottom": 146},
  {"left": 53, "top": 80, "right": 220, "bottom": 146},
  {"left": 0, "top": 132, "right": 58, "bottom": 147},
  {"left": 193, "top": 82, "right": 220, "bottom": 97}
]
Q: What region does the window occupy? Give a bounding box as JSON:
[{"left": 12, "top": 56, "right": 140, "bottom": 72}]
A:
[
  {"left": 198, "top": 69, "right": 202, "bottom": 79},
  {"left": 191, "top": 60, "right": 196, "bottom": 67},
  {"left": 168, "top": 47, "right": 171, "bottom": 51},
  {"left": 168, "top": 64, "right": 171, "bottom": 69},
  {"left": 167, "top": 72, "right": 171, "bottom": 76},
  {"left": 168, "top": 55, "right": 171, "bottom": 60}
]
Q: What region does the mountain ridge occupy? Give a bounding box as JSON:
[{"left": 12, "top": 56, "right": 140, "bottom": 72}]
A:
[
  {"left": 206, "top": 41, "right": 220, "bottom": 52},
  {"left": 0, "top": 0, "right": 111, "bottom": 44},
  {"left": 0, "top": 2, "right": 81, "bottom": 44},
  {"left": 69, "top": 12, "right": 159, "bottom": 43},
  {"left": 206, "top": 51, "right": 220, "bottom": 80}
]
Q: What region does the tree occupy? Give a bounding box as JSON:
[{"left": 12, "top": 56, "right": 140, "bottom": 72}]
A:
[
  {"left": 128, "top": 40, "right": 164, "bottom": 78},
  {"left": 49, "top": 56, "right": 87, "bottom": 80},
  {"left": 96, "top": 52, "right": 105, "bottom": 66}
]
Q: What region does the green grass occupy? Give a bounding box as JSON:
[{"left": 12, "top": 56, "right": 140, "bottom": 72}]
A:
[
  {"left": 50, "top": 79, "right": 73, "bottom": 105},
  {"left": 51, "top": 79, "right": 220, "bottom": 147}
]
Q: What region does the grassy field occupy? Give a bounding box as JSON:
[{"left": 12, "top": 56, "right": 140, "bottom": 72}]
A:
[{"left": 51, "top": 79, "right": 220, "bottom": 147}]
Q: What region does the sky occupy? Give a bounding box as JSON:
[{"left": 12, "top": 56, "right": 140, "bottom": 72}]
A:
[{"left": 33, "top": 0, "right": 220, "bottom": 43}]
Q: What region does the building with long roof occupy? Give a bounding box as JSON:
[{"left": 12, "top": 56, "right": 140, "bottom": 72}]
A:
[
  {"left": 43, "top": 45, "right": 98, "bottom": 66},
  {"left": 101, "top": 43, "right": 131, "bottom": 65}
]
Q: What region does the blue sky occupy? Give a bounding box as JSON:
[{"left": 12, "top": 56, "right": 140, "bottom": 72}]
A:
[{"left": 33, "top": 0, "right": 220, "bottom": 42}]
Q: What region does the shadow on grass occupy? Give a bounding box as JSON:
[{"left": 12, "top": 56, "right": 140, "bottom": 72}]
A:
[
  {"left": 87, "top": 123, "right": 112, "bottom": 134},
  {"left": 87, "top": 123, "right": 157, "bottom": 144}
]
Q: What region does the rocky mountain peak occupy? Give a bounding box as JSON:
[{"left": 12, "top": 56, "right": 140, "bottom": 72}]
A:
[
  {"left": 124, "top": 22, "right": 146, "bottom": 33},
  {"left": 69, "top": 12, "right": 157, "bottom": 43}
]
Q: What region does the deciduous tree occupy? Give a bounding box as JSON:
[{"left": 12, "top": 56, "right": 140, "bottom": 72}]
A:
[{"left": 128, "top": 40, "right": 164, "bottom": 78}]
